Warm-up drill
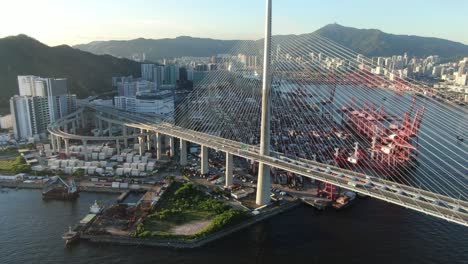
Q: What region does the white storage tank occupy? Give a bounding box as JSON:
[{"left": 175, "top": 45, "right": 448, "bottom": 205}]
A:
[
  {"left": 131, "top": 163, "right": 138, "bottom": 170},
  {"left": 112, "top": 182, "right": 120, "bottom": 188},
  {"left": 95, "top": 168, "right": 104, "bottom": 175},
  {"left": 133, "top": 155, "right": 140, "bottom": 163},
  {"left": 141, "top": 156, "right": 148, "bottom": 163},
  {"left": 131, "top": 169, "right": 139, "bottom": 177}
]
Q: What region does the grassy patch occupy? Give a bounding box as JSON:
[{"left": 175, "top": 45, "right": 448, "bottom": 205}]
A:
[
  {"left": 0, "top": 160, "right": 16, "bottom": 173},
  {"left": 134, "top": 182, "right": 249, "bottom": 239},
  {"left": 0, "top": 156, "right": 31, "bottom": 174}
]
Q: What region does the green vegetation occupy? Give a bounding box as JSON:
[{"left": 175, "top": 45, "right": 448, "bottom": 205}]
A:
[
  {"left": 134, "top": 182, "right": 249, "bottom": 240},
  {"left": 0, "top": 34, "right": 141, "bottom": 108},
  {"left": 0, "top": 156, "right": 31, "bottom": 174},
  {"left": 72, "top": 168, "right": 85, "bottom": 179}
]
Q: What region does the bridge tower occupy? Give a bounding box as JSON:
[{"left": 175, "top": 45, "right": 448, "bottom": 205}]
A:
[{"left": 256, "top": 0, "right": 273, "bottom": 206}]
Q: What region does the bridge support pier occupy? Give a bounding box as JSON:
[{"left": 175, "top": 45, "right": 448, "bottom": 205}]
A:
[
  {"left": 56, "top": 137, "right": 62, "bottom": 152},
  {"left": 168, "top": 136, "right": 175, "bottom": 158},
  {"left": 82, "top": 140, "right": 88, "bottom": 161},
  {"left": 123, "top": 126, "right": 128, "bottom": 148},
  {"left": 146, "top": 131, "right": 152, "bottom": 151},
  {"left": 116, "top": 140, "right": 121, "bottom": 155},
  {"left": 156, "top": 133, "right": 162, "bottom": 160},
  {"left": 63, "top": 123, "right": 68, "bottom": 133},
  {"left": 201, "top": 146, "right": 209, "bottom": 175},
  {"left": 138, "top": 136, "right": 145, "bottom": 156},
  {"left": 64, "top": 138, "right": 70, "bottom": 157},
  {"left": 180, "top": 139, "right": 187, "bottom": 166},
  {"left": 225, "top": 152, "right": 233, "bottom": 187},
  {"left": 256, "top": 0, "right": 272, "bottom": 206},
  {"left": 50, "top": 134, "right": 56, "bottom": 152}
]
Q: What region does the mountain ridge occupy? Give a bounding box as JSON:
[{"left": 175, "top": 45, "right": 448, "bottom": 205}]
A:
[
  {"left": 73, "top": 24, "right": 468, "bottom": 60},
  {"left": 0, "top": 35, "right": 141, "bottom": 113}
]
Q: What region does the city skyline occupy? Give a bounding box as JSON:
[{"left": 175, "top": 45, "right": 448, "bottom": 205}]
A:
[{"left": 0, "top": 0, "right": 467, "bottom": 46}]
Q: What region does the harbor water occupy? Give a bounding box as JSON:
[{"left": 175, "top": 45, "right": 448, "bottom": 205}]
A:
[{"left": 0, "top": 189, "right": 466, "bottom": 264}]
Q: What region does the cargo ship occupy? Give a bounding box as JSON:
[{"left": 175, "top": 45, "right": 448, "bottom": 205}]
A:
[{"left": 42, "top": 176, "right": 79, "bottom": 200}]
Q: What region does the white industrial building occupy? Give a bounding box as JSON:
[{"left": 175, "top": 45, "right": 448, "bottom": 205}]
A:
[{"left": 114, "top": 90, "right": 174, "bottom": 116}]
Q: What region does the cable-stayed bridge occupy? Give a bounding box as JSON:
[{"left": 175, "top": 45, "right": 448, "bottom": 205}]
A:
[{"left": 48, "top": 0, "right": 467, "bottom": 226}]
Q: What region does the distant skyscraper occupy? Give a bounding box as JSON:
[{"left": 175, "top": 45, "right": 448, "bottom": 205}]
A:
[
  {"left": 153, "top": 66, "right": 165, "bottom": 87},
  {"left": 179, "top": 67, "right": 188, "bottom": 82},
  {"left": 141, "top": 64, "right": 155, "bottom": 81}
]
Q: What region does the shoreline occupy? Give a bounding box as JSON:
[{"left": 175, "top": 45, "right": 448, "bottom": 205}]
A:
[
  {"left": 0, "top": 181, "right": 125, "bottom": 194},
  {"left": 81, "top": 200, "right": 302, "bottom": 249}
]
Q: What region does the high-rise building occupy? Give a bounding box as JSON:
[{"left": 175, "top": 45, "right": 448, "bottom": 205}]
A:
[
  {"left": 10, "top": 76, "right": 76, "bottom": 140},
  {"left": 141, "top": 64, "right": 155, "bottom": 81},
  {"left": 179, "top": 67, "right": 188, "bottom": 82},
  {"left": 153, "top": 65, "right": 165, "bottom": 87},
  {"left": 164, "top": 64, "right": 178, "bottom": 85}
]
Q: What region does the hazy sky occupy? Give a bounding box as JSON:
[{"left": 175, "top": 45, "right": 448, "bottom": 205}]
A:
[{"left": 0, "top": 0, "right": 467, "bottom": 46}]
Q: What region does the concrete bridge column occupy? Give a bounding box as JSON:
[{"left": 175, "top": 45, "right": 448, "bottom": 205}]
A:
[
  {"left": 56, "top": 137, "right": 62, "bottom": 152},
  {"left": 256, "top": 164, "right": 271, "bottom": 206},
  {"left": 50, "top": 134, "right": 56, "bottom": 152},
  {"left": 63, "top": 123, "right": 68, "bottom": 133},
  {"left": 138, "top": 136, "right": 145, "bottom": 156},
  {"left": 156, "top": 133, "right": 162, "bottom": 160},
  {"left": 116, "top": 139, "right": 121, "bottom": 155},
  {"left": 225, "top": 152, "right": 234, "bottom": 187},
  {"left": 146, "top": 131, "right": 152, "bottom": 151},
  {"left": 82, "top": 140, "right": 88, "bottom": 161},
  {"left": 64, "top": 138, "right": 70, "bottom": 157},
  {"left": 122, "top": 126, "right": 128, "bottom": 148},
  {"left": 168, "top": 136, "right": 175, "bottom": 157},
  {"left": 201, "top": 145, "right": 209, "bottom": 175},
  {"left": 180, "top": 139, "right": 187, "bottom": 166}
]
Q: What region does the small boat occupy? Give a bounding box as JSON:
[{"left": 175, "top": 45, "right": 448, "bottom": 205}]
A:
[
  {"left": 89, "top": 200, "right": 103, "bottom": 214},
  {"left": 62, "top": 226, "right": 79, "bottom": 246},
  {"left": 456, "top": 135, "right": 464, "bottom": 142}
]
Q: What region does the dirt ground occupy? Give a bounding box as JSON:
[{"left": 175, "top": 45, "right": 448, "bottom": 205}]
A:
[{"left": 169, "top": 219, "right": 213, "bottom": 235}]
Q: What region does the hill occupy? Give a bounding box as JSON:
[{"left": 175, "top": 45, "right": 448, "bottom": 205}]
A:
[
  {"left": 313, "top": 24, "right": 468, "bottom": 58},
  {"left": 74, "top": 36, "right": 243, "bottom": 62},
  {"left": 0, "top": 35, "right": 141, "bottom": 114},
  {"left": 74, "top": 24, "right": 468, "bottom": 60}
]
